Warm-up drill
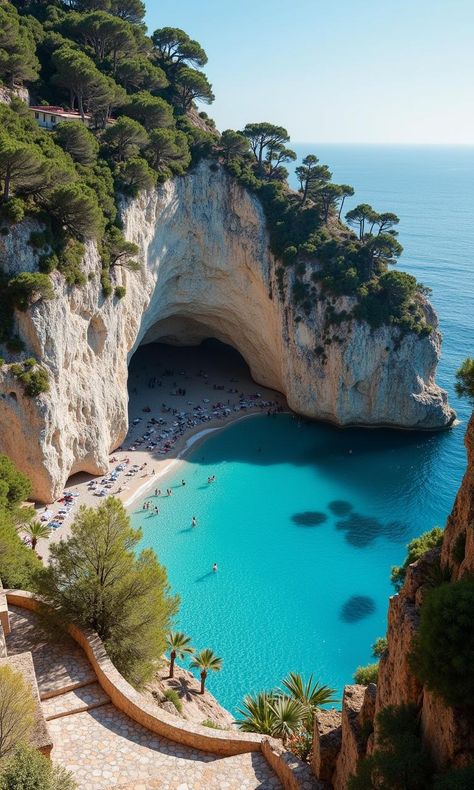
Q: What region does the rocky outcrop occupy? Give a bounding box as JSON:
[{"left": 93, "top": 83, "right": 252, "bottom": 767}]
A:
[
  {"left": 0, "top": 85, "right": 29, "bottom": 105},
  {"left": 441, "top": 413, "right": 474, "bottom": 577},
  {"left": 314, "top": 685, "right": 376, "bottom": 789},
  {"left": 312, "top": 415, "right": 474, "bottom": 785},
  {"left": 0, "top": 161, "right": 454, "bottom": 501},
  {"left": 312, "top": 709, "right": 342, "bottom": 782}
]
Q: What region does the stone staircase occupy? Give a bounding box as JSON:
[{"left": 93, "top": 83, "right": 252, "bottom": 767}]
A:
[
  {"left": 6, "top": 606, "right": 287, "bottom": 789},
  {"left": 41, "top": 679, "right": 110, "bottom": 721}
]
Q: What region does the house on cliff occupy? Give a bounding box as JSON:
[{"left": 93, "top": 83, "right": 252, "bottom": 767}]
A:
[{"left": 29, "top": 105, "right": 93, "bottom": 129}]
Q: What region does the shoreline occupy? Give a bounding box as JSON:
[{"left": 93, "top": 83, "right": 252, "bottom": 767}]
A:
[{"left": 36, "top": 343, "right": 288, "bottom": 559}]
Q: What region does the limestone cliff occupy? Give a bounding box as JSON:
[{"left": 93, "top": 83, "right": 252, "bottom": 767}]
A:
[
  {"left": 0, "top": 161, "right": 454, "bottom": 501},
  {"left": 313, "top": 414, "right": 474, "bottom": 787}
]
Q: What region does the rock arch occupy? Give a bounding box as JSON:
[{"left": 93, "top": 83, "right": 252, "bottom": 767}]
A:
[{"left": 0, "top": 162, "right": 454, "bottom": 501}]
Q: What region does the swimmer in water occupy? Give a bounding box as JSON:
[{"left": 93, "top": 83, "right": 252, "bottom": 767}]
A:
[
  {"left": 213, "top": 563, "right": 218, "bottom": 572},
  {"left": 192, "top": 516, "right": 197, "bottom": 527},
  {"left": 182, "top": 479, "right": 186, "bottom": 486}
]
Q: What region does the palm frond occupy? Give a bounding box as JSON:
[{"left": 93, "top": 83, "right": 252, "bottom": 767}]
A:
[
  {"left": 190, "top": 648, "right": 222, "bottom": 672},
  {"left": 236, "top": 692, "right": 276, "bottom": 734},
  {"left": 166, "top": 631, "right": 194, "bottom": 657}
]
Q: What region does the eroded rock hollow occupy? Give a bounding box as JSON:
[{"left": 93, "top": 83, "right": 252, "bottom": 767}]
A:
[{"left": 0, "top": 162, "right": 454, "bottom": 501}]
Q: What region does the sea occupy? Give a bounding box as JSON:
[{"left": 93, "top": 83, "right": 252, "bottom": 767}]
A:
[{"left": 131, "top": 145, "right": 474, "bottom": 713}]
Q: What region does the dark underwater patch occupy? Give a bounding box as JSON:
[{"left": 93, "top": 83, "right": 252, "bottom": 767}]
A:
[
  {"left": 291, "top": 511, "right": 328, "bottom": 527},
  {"left": 340, "top": 595, "right": 376, "bottom": 623},
  {"left": 328, "top": 500, "right": 353, "bottom": 516}
]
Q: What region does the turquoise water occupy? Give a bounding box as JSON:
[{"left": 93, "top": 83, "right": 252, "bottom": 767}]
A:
[{"left": 131, "top": 146, "right": 474, "bottom": 712}]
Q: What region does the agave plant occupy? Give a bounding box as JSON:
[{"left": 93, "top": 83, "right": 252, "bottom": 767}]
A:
[
  {"left": 236, "top": 692, "right": 277, "bottom": 735},
  {"left": 166, "top": 631, "right": 194, "bottom": 678},
  {"left": 281, "top": 672, "right": 337, "bottom": 730},
  {"left": 190, "top": 648, "right": 222, "bottom": 694},
  {"left": 22, "top": 520, "right": 51, "bottom": 551}
]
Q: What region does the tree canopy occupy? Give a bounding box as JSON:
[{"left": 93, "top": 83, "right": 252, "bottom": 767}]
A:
[
  {"left": 36, "top": 497, "right": 179, "bottom": 686},
  {"left": 455, "top": 358, "right": 474, "bottom": 404}
]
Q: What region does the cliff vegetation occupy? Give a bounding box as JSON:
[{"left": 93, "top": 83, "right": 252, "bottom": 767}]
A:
[{"left": 0, "top": 0, "right": 433, "bottom": 378}]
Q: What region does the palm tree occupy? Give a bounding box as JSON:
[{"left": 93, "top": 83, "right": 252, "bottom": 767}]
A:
[
  {"left": 236, "top": 692, "right": 276, "bottom": 735},
  {"left": 269, "top": 695, "right": 306, "bottom": 744},
  {"left": 282, "top": 672, "right": 337, "bottom": 730},
  {"left": 22, "top": 520, "right": 51, "bottom": 551},
  {"left": 166, "top": 631, "right": 194, "bottom": 678},
  {"left": 190, "top": 648, "right": 222, "bottom": 694}
]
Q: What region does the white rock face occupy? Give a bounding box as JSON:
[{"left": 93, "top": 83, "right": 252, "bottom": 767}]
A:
[{"left": 0, "top": 162, "right": 454, "bottom": 502}]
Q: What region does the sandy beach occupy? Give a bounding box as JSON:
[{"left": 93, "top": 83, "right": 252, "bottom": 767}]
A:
[{"left": 34, "top": 342, "right": 287, "bottom": 559}]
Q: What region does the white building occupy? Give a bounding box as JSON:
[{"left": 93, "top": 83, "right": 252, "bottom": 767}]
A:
[{"left": 29, "top": 105, "right": 92, "bottom": 129}]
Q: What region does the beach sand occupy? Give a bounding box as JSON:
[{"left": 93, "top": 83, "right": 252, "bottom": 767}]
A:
[{"left": 35, "top": 341, "right": 287, "bottom": 560}]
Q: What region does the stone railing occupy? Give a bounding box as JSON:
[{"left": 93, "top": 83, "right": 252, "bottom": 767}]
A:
[
  {"left": 0, "top": 623, "right": 6, "bottom": 658},
  {"left": 6, "top": 590, "right": 320, "bottom": 789},
  {"left": 0, "top": 578, "right": 10, "bottom": 636}
]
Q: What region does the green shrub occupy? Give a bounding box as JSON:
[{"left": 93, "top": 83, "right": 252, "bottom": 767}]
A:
[
  {"left": 101, "top": 270, "right": 113, "bottom": 297},
  {"left": 57, "top": 239, "right": 86, "bottom": 286},
  {"left": 372, "top": 637, "right": 388, "bottom": 658},
  {"left": 0, "top": 743, "right": 76, "bottom": 789},
  {"left": 391, "top": 526, "right": 443, "bottom": 590},
  {"left": 114, "top": 286, "right": 126, "bottom": 299},
  {"left": 348, "top": 704, "right": 433, "bottom": 790},
  {"left": 0, "top": 666, "right": 35, "bottom": 759},
  {"left": 0, "top": 454, "right": 31, "bottom": 509},
  {"left": 10, "top": 359, "right": 49, "bottom": 397},
  {"left": 38, "top": 253, "right": 59, "bottom": 274},
  {"left": 201, "top": 718, "right": 224, "bottom": 729},
  {"left": 410, "top": 579, "right": 474, "bottom": 707},
  {"left": 354, "top": 663, "right": 379, "bottom": 685},
  {"left": 163, "top": 688, "right": 183, "bottom": 713},
  {"left": 2, "top": 197, "right": 25, "bottom": 223},
  {"left": 7, "top": 272, "right": 54, "bottom": 311},
  {"left": 0, "top": 456, "right": 42, "bottom": 592}
]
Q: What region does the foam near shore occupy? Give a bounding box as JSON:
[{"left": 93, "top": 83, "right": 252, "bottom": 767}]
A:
[{"left": 34, "top": 343, "right": 286, "bottom": 560}]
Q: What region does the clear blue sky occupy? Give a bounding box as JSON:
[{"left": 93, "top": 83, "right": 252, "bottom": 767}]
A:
[{"left": 145, "top": 0, "right": 474, "bottom": 144}]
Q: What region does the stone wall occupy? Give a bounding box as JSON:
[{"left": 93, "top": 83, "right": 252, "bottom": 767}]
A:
[
  {"left": 0, "top": 580, "right": 10, "bottom": 636},
  {"left": 5, "top": 590, "right": 317, "bottom": 789}
]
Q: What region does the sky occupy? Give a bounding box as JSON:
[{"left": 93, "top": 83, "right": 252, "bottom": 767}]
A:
[{"left": 145, "top": 0, "right": 474, "bottom": 144}]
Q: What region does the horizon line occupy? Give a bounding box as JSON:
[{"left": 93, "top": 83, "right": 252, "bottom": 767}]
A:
[{"left": 291, "top": 141, "right": 474, "bottom": 146}]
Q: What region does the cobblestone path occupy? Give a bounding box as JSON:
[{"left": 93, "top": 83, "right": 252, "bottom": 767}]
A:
[{"left": 6, "top": 607, "right": 281, "bottom": 790}]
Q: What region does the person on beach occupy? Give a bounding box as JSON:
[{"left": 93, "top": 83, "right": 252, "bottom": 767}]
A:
[{"left": 213, "top": 563, "right": 218, "bottom": 572}]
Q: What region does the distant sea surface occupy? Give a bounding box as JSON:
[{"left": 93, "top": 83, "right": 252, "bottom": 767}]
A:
[
  {"left": 132, "top": 146, "right": 474, "bottom": 712},
  {"left": 291, "top": 144, "right": 474, "bottom": 484}
]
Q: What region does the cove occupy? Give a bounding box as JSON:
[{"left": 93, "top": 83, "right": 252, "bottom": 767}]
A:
[{"left": 131, "top": 411, "right": 457, "bottom": 713}]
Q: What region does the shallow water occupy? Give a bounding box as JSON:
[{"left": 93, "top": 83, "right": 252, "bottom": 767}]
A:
[
  {"left": 131, "top": 145, "right": 474, "bottom": 712},
  {"left": 131, "top": 408, "right": 464, "bottom": 712}
]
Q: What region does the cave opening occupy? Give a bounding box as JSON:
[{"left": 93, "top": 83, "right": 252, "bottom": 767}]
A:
[
  {"left": 125, "top": 317, "right": 287, "bottom": 456},
  {"left": 127, "top": 333, "right": 275, "bottom": 429}
]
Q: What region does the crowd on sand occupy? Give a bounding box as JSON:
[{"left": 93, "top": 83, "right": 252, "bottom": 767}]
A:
[{"left": 33, "top": 345, "right": 287, "bottom": 553}]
